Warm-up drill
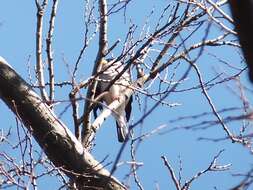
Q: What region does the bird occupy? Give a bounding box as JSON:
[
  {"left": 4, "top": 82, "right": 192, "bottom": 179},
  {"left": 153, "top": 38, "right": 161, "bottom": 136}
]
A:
[{"left": 94, "top": 58, "right": 132, "bottom": 142}]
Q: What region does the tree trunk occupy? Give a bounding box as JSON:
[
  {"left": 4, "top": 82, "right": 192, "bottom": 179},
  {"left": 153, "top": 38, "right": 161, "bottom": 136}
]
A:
[{"left": 229, "top": 0, "right": 253, "bottom": 82}]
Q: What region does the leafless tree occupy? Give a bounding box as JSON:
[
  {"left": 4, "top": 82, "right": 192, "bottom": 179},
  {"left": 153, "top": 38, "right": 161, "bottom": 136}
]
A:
[{"left": 1, "top": 0, "right": 253, "bottom": 189}]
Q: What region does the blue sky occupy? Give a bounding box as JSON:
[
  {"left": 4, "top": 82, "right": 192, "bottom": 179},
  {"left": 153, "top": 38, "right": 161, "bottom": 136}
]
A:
[{"left": 1, "top": 1, "right": 253, "bottom": 189}]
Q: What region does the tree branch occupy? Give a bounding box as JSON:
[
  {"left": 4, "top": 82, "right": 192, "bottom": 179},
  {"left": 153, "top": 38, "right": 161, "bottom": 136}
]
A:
[
  {"left": 81, "top": 0, "right": 108, "bottom": 149},
  {"left": 35, "top": 0, "right": 49, "bottom": 102},
  {"left": 46, "top": 0, "right": 59, "bottom": 104},
  {"left": 0, "top": 57, "right": 126, "bottom": 190}
]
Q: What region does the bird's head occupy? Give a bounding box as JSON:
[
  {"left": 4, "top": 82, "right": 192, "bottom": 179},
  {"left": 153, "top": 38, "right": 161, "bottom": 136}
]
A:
[
  {"left": 100, "top": 58, "right": 122, "bottom": 71},
  {"left": 100, "top": 58, "right": 108, "bottom": 66},
  {"left": 100, "top": 58, "right": 115, "bottom": 66}
]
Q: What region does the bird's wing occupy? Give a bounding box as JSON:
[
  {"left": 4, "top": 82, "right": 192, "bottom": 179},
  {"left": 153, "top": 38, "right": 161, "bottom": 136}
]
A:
[
  {"left": 93, "top": 81, "right": 103, "bottom": 119},
  {"left": 95, "top": 59, "right": 132, "bottom": 142},
  {"left": 125, "top": 95, "right": 133, "bottom": 122}
]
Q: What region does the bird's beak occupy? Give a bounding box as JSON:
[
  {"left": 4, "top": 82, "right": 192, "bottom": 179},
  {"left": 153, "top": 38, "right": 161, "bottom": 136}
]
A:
[{"left": 100, "top": 59, "right": 108, "bottom": 65}]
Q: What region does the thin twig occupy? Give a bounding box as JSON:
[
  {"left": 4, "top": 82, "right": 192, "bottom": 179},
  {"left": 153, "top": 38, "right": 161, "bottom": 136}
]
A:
[{"left": 161, "top": 156, "right": 181, "bottom": 190}]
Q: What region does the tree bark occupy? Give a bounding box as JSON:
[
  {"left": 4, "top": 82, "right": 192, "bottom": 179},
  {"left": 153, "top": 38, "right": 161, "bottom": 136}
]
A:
[
  {"left": 0, "top": 56, "right": 126, "bottom": 190},
  {"left": 229, "top": 0, "right": 253, "bottom": 82}
]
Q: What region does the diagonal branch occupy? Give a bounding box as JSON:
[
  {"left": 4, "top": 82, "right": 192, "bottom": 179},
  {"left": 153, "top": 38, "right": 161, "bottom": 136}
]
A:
[
  {"left": 0, "top": 57, "right": 126, "bottom": 190},
  {"left": 186, "top": 58, "right": 249, "bottom": 146}
]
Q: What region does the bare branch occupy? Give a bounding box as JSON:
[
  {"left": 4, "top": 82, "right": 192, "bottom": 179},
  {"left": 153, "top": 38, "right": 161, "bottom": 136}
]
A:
[
  {"left": 130, "top": 139, "right": 144, "bottom": 190},
  {"left": 46, "top": 0, "right": 59, "bottom": 103},
  {"left": 188, "top": 59, "right": 249, "bottom": 146},
  {"left": 35, "top": 0, "right": 49, "bottom": 102},
  {"left": 182, "top": 150, "right": 230, "bottom": 190},
  {"left": 161, "top": 156, "right": 181, "bottom": 190}
]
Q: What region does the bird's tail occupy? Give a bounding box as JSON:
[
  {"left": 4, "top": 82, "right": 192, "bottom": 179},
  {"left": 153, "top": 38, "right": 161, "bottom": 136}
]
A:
[{"left": 116, "top": 121, "right": 128, "bottom": 143}]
